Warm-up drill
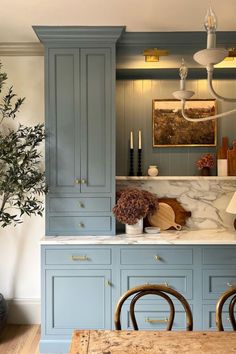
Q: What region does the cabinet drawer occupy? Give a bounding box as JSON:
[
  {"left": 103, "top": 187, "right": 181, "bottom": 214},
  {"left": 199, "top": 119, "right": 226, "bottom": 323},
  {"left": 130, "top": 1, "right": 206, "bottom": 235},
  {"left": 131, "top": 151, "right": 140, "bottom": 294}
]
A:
[
  {"left": 203, "top": 248, "right": 236, "bottom": 265},
  {"left": 203, "top": 270, "right": 236, "bottom": 299},
  {"left": 121, "top": 269, "right": 193, "bottom": 299},
  {"left": 49, "top": 216, "right": 111, "bottom": 234},
  {"left": 49, "top": 197, "right": 110, "bottom": 213},
  {"left": 45, "top": 248, "right": 111, "bottom": 265},
  {"left": 203, "top": 304, "right": 235, "bottom": 331},
  {"left": 120, "top": 248, "right": 193, "bottom": 265},
  {"left": 121, "top": 304, "right": 190, "bottom": 331}
]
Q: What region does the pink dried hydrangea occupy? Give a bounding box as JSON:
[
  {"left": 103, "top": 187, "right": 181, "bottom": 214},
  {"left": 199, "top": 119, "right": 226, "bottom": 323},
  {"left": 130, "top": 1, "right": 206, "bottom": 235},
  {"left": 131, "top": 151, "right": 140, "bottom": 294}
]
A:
[
  {"left": 113, "top": 188, "right": 158, "bottom": 225},
  {"left": 196, "top": 153, "right": 214, "bottom": 169}
]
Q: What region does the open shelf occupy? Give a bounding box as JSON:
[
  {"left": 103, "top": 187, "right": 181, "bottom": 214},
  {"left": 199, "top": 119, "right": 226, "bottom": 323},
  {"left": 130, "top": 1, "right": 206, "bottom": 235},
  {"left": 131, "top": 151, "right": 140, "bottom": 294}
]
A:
[{"left": 116, "top": 176, "right": 236, "bottom": 181}]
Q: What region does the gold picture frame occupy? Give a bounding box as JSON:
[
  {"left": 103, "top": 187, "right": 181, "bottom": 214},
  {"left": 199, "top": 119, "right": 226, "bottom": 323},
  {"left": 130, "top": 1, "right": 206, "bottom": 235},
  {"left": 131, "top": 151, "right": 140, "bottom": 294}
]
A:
[{"left": 152, "top": 99, "right": 217, "bottom": 147}]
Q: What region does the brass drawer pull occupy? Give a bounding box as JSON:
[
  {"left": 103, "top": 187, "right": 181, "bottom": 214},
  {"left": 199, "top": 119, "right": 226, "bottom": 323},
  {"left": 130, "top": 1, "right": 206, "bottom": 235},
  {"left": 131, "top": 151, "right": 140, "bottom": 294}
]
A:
[
  {"left": 78, "top": 202, "right": 85, "bottom": 208},
  {"left": 145, "top": 317, "right": 168, "bottom": 324},
  {"left": 81, "top": 178, "right": 87, "bottom": 184},
  {"left": 78, "top": 222, "right": 85, "bottom": 228},
  {"left": 71, "top": 255, "right": 89, "bottom": 261},
  {"left": 75, "top": 178, "right": 81, "bottom": 184},
  {"left": 154, "top": 255, "right": 162, "bottom": 262}
]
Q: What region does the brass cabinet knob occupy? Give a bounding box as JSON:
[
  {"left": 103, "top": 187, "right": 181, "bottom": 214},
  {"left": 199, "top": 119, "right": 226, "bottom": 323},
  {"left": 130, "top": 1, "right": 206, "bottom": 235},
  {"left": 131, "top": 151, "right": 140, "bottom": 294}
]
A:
[
  {"left": 227, "top": 282, "right": 234, "bottom": 287},
  {"left": 81, "top": 178, "right": 87, "bottom": 184},
  {"left": 105, "top": 280, "right": 112, "bottom": 287},
  {"left": 75, "top": 179, "right": 81, "bottom": 184},
  {"left": 78, "top": 222, "right": 85, "bottom": 228},
  {"left": 78, "top": 202, "right": 85, "bottom": 208},
  {"left": 154, "top": 255, "right": 162, "bottom": 262}
]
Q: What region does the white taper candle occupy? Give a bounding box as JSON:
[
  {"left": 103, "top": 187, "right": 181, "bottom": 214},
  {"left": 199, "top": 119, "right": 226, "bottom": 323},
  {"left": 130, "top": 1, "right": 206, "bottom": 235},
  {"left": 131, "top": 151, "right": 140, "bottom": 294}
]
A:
[
  {"left": 138, "top": 130, "right": 142, "bottom": 149},
  {"left": 130, "top": 131, "right": 133, "bottom": 149}
]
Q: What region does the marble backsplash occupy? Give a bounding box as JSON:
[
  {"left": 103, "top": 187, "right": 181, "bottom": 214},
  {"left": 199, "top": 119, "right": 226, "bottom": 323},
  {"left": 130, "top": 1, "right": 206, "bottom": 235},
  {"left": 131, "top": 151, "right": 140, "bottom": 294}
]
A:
[{"left": 116, "top": 179, "right": 236, "bottom": 230}]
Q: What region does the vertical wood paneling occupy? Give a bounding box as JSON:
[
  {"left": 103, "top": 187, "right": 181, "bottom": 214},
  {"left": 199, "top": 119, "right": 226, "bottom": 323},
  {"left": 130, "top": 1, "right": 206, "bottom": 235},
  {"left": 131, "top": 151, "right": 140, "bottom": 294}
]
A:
[
  {"left": 133, "top": 80, "right": 143, "bottom": 175},
  {"left": 116, "top": 80, "right": 125, "bottom": 175},
  {"left": 116, "top": 78, "right": 235, "bottom": 176},
  {"left": 124, "top": 81, "right": 135, "bottom": 174},
  {"left": 142, "top": 80, "right": 152, "bottom": 174}
]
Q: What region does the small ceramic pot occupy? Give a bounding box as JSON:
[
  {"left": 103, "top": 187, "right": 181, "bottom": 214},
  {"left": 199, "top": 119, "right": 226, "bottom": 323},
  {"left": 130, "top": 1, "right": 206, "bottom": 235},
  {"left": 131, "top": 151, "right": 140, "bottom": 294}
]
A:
[
  {"left": 125, "top": 219, "right": 143, "bottom": 235},
  {"left": 201, "top": 167, "right": 211, "bottom": 176},
  {"left": 148, "top": 165, "right": 159, "bottom": 177}
]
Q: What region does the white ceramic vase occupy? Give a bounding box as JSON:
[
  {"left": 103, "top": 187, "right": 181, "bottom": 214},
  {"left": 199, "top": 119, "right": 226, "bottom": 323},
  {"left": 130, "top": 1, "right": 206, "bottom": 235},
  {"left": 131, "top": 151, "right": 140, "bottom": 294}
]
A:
[
  {"left": 217, "top": 159, "right": 227, "bottom": 176},
  {"left": 148, "top": 165, "right": 159, "bottom": 176},
  {"left": 125, "top": 219, "right": 143, "bottom": 235}
]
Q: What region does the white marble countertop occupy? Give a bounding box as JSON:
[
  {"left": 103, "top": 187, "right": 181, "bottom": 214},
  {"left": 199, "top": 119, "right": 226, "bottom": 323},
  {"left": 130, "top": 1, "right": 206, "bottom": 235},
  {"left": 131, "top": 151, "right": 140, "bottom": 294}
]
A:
[
  {"left": 40, "top": 229, "right": 236, "bottom": 245},
  {"left": 116, "top": 176, "right": 236, "bottom": 181}
]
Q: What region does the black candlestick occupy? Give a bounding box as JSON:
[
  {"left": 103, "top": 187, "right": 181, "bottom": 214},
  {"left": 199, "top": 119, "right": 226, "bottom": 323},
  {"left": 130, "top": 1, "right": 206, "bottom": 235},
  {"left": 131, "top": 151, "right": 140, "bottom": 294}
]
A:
[
  {"left": 129, "top": 148, "right": 134, "bottom": 176},
  {"left": 137, "top": 148, "right": 142, "bottom": 176}
]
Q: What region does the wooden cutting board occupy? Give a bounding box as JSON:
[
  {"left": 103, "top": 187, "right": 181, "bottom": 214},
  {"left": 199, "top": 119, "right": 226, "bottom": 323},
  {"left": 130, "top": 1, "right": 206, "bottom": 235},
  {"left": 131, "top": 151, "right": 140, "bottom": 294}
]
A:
[
  {"left": 227, "top": 142, "right": 236, "bottom": 176},
  {"left": 148, "top": 203, "right": 182, "bottom": 231},
  {"left": 158, "top": 198, "right": 191, "bottom": 226}
]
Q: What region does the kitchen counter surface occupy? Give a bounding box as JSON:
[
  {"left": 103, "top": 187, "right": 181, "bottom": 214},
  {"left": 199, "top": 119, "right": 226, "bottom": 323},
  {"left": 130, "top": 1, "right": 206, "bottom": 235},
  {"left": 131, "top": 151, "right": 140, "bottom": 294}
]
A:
[{"left": 41, "top": 228, "right": 236, "bottom": 245}]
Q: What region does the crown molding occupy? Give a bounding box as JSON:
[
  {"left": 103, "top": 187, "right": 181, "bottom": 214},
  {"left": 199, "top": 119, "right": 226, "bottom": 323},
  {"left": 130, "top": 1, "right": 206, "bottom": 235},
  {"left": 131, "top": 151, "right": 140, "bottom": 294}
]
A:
[
  {"left": 33, "top": 26, "right": 125, "bottom": 44},
  {"left": 0, "top": 42, "right": 44, "bottom": 56}
]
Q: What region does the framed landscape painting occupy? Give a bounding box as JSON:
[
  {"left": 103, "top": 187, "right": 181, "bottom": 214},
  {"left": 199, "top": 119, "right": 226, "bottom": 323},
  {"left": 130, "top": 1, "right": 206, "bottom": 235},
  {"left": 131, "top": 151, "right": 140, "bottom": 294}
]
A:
[{"left": 152, "top": 99, "right": 217, "bottom": 147}]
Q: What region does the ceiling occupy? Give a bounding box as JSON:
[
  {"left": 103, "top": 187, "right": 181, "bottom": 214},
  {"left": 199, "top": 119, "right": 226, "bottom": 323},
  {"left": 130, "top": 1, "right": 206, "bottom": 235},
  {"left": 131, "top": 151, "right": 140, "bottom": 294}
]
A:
[{"left": 1, "top": 0, "right": 236, "bottom": 42}]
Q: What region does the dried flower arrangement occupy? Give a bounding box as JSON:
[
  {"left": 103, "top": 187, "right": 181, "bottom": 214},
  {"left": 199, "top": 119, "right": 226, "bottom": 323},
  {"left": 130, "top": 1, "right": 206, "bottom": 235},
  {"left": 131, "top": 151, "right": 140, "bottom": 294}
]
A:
[
  {"left": 113, "top": 188, "right": 158, "bottom": 225},
  {"left": 196, "top": 153, "right": 214, "bottom": 170}
]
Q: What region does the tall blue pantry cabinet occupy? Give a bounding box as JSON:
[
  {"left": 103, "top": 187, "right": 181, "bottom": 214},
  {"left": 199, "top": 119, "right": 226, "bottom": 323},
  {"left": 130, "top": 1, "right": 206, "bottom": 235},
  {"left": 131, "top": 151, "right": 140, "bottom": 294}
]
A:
[{"left": 33, "top": 26, "right": 124, "bottom": 236}]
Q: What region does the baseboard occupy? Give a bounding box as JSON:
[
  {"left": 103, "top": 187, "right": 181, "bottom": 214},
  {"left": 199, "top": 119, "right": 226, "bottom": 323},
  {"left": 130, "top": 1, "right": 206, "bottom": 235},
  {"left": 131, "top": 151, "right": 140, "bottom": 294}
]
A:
[{"left": 6, "top": 298, "right": 41, "bottom": 324}]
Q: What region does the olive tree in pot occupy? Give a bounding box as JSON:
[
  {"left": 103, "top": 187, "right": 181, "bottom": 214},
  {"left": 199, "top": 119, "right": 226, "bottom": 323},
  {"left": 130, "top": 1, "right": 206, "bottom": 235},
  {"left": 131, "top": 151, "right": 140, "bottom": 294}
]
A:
[{"left": 0, "top": 63, "right": 46, "bottom": 331}]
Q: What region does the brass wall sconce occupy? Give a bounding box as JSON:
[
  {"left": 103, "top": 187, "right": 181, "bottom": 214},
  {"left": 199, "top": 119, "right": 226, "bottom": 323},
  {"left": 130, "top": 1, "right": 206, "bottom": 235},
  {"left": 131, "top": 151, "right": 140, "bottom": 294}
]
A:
[
  {"left": 143, "top": 48, "right": 169, "bottom": 62},
  {"left": 224, "top": 48, "right": 236, "bottom": 61}
]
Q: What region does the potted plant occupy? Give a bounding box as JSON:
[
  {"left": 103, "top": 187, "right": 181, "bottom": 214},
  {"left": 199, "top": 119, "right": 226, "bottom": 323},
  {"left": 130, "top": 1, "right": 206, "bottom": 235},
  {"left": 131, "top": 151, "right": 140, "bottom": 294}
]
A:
[
  {"left": 0, "top": 63, "right": 46, "bottom": 330},
  {"left": 196, "top": 153, "right": 214, "bottom": 176},
  {"left": 113, "top": 188, "right": 158, "bottom": 234}
]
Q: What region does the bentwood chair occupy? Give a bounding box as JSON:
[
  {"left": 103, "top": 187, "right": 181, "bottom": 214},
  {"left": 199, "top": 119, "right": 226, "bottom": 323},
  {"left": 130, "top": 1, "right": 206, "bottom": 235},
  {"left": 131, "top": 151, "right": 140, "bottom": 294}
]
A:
[
  {"left": 114, "top": 284, "right": 193, "bottom": 331},
  {"left": 216, "top": 286, "right": 236, "bottom": 331}
]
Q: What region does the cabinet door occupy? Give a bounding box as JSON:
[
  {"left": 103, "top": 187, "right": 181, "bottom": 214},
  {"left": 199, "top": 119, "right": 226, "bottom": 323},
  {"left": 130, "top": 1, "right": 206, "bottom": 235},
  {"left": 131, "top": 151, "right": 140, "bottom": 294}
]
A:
[
  {"left": 45, "top": 269, "right": 111, "bottom": 335},
  {"left": 80, "top": 48, "right": 112, "bottom": 193},
  {"left": 48, "top": 48, "right": 80, "bottom": 194}
]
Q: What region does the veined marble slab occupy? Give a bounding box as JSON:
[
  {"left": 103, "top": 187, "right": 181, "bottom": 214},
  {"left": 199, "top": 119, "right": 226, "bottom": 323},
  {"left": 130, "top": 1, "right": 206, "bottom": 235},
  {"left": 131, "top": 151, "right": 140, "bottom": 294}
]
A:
[
  {"left": 116, "top": 179, "right": 236, "bottom": 230},
  {"left": 41, "top": 229, "right": 236, "bottom": 245}
]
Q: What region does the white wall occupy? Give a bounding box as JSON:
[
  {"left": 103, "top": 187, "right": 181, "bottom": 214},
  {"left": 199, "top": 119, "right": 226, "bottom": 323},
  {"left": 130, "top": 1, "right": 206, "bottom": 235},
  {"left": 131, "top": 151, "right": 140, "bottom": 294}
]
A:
[{"left": 0, "top": 56, "right": 44, "bottom": 323}]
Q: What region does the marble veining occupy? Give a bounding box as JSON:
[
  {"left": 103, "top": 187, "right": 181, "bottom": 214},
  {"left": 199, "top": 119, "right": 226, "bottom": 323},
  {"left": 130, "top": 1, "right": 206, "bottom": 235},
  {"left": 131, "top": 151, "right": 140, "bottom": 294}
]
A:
[
  {"left": 41, "top": 229, "right": 236, "bottom": 245},
  {"left": 116, "top": 179, "right": 236, "bottom": 230}
]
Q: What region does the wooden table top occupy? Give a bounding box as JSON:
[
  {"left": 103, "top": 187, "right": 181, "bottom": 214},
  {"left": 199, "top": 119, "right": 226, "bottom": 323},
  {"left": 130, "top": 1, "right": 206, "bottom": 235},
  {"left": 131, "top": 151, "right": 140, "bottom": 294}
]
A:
[{"left": 69, "top": 330, "right": 236, "bottom": 354}]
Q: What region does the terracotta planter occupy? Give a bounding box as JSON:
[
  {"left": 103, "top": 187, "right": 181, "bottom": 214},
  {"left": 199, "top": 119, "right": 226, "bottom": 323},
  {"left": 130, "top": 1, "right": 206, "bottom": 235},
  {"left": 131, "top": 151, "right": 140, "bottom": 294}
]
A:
[{"left": 201, "top": 167, "right": 211, "bottom": 176}]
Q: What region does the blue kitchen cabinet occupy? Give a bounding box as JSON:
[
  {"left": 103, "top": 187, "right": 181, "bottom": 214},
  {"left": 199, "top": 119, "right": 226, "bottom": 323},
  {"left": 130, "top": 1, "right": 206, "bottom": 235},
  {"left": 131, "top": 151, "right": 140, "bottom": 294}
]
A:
[
  {"left": 33, "top": 26, "right": 124, "bottom": 235},
  {"left": 40, "top": 244, "right": 236, "bottom": 353},
  {"left": 45, "top": 269, "right": 112, "bottom": 334}
]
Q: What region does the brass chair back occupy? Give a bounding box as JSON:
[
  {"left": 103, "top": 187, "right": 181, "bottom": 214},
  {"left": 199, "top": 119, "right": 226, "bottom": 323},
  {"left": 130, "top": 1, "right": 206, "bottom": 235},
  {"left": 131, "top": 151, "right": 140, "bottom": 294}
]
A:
[
  {"left": 216, "top": 286, "right": 236, "bottom": 331},
  {"left": 114, "top": 284, "right": 193, "bottom": 331}
]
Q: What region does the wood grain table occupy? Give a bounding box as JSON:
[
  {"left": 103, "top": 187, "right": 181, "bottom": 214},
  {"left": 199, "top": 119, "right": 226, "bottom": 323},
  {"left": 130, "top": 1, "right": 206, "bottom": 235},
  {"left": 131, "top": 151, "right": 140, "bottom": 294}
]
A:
[{"left": 69, "top": 330, "right": 236, "bottom": 354}]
